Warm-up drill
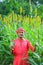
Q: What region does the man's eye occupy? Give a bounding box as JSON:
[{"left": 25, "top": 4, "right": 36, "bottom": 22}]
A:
[{"left": 21, "top": 32, "right": 23, "bottom": 33}]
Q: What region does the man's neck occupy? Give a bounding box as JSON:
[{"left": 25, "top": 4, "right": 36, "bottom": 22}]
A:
[{"left": 19, "top": 37, "right": 23, "bottom": 39}]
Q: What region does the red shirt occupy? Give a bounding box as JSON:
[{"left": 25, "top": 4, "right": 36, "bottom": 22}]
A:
[{"left": 12, "top": 38, "right": 35, "bottom": 65}]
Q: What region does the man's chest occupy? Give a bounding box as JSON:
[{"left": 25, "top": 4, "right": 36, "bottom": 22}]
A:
[{"left": 15, "top": 40, "right": 27, "bottom": 50}]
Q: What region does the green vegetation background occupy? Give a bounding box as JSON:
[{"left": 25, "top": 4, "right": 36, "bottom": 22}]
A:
[{"left": 0, "top": 0, "right": 43, "bottom": 65}]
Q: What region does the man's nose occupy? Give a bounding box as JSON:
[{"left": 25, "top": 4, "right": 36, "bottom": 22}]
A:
[{"left": 20, "top": 33, "right": 23, "bottom": 35}]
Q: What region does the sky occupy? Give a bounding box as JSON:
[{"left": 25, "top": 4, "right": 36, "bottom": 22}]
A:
[{"left": 0, "top": 0, "right": 4, "bottom": 2}]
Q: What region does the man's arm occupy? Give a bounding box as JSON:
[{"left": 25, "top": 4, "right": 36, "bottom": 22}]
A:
[{"left": 27, "top": 40, "right": 36, "bottom": 52}]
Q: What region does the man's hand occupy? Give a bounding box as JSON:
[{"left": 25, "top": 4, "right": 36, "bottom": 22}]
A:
[
  {"left": 9, "top": 42, "right": 16, "bottom": 54},
  {"left": 10, "top": 42, "right": 15, "bottom": 51}
]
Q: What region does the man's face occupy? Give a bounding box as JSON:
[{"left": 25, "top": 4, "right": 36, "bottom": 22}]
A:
[{"left": 18, "top": 31, "right": 24, "bottom": 38}]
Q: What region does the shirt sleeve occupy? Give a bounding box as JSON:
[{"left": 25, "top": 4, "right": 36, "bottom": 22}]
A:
[{"left": 27, "top": 40, "right": 35, "bottom": 52}]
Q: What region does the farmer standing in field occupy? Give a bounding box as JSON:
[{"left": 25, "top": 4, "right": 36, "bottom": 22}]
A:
[{"left": 10, "top": 28, "right": 36, "bottom": 65}]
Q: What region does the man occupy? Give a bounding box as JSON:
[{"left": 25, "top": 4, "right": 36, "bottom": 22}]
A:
[{"left": 10, "top": 28, "right": 36, "bottom": 65}]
